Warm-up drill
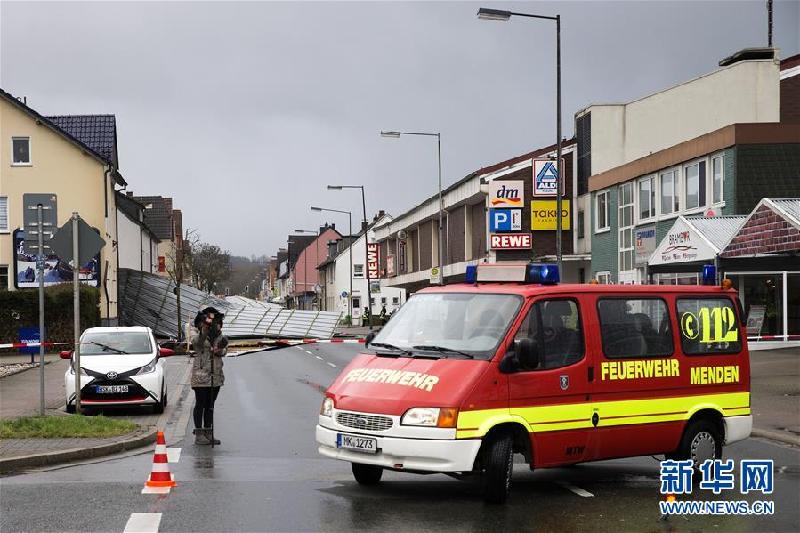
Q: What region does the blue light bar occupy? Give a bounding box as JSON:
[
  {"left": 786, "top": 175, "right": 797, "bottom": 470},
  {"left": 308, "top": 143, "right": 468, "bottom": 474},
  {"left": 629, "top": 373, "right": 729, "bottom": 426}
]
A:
[
  {"left": 702, "top": 264, "right": 716, "bottom": 285},
  {"left": 465, "top": 264, "right": 478, "bottom": 284},
  {"left": 527, "top": 263, "right": 560, "bottom": 284}
]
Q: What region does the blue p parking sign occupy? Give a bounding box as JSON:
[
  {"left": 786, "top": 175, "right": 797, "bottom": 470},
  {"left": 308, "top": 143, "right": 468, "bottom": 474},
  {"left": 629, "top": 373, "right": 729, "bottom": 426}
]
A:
[{"left": 489, "top": 209, "right": 522, "bottom": 232}]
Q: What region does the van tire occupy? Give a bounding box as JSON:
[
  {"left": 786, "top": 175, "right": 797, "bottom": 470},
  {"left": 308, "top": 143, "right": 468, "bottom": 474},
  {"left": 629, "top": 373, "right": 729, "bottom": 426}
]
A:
[
  {"left": 351, "top": 463, "right": 383, "bottom": 485},
  {"left": 481, "top": 433, "right": 514, "bottom": 504},
  {"left": 675, "top": 419, "right": 723, "bottom": 470}
]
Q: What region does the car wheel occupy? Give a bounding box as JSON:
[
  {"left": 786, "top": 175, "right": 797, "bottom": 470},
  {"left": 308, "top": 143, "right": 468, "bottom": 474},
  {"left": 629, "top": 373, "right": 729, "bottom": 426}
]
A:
[
  {"left": 351, "top": 463, "right": 383, "bottom": 485},
  {"left": 66, "top": 402, "right": 76, "bottom": 414},
  {"left": 481, "top": 433, "right": 514, "bottom": 504},
  {"left": 675, "top": 419, "right": 723, "bottom": 472}
]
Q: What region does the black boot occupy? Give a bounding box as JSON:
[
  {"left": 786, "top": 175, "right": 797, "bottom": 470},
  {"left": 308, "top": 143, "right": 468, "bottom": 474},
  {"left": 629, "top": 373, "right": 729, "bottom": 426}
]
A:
[{"left": 204, "top": 428, "right": 221, "bottom": 445}]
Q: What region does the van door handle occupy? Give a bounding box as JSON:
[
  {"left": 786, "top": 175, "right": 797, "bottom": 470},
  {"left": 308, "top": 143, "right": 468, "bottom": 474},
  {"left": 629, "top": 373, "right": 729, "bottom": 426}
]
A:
[{"left": 588, "top": 366, "right": 594, "bottom": 383}]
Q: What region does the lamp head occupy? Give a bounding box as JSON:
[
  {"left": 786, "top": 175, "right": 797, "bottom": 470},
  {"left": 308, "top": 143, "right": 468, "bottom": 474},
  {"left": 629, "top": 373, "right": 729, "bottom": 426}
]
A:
[
  {"left": 477, "top": 7, "right": 512, "bottom": 21},
  {"left": 380, "top": 131, "right": 401, "bottom": 138}
]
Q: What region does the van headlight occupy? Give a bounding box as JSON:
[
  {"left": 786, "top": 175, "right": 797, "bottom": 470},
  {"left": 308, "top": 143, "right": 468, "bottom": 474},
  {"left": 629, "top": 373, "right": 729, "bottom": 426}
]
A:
[
  {"left": 320, "top": 397, "right": 334, "bottom": 417},
  {"left": 136, "top": 357, "right": 158, "bottom": 375},
  {"left": 401, "top": 407, "right": 458, "bottom": 428}
]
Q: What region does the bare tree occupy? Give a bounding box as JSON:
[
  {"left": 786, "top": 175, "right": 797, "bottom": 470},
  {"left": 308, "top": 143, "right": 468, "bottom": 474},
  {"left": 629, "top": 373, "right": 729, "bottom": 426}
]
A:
[{"left": 189, "top": 242, "right": 231, "bottom": 294}]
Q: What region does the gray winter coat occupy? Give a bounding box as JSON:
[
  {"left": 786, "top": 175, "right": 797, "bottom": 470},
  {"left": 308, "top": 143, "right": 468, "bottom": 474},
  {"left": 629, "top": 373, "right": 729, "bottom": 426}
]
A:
[{"left": 190, "top": 333, "right": 227, "bottom": 388}]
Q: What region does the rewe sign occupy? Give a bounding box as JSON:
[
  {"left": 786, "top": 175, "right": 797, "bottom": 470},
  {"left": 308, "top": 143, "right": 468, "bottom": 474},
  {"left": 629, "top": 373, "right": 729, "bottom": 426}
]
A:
[
  {"left": 367, "top": 243, "right": 380, "bottom": 279},
  {"left": 490, "top": 233, "right": 532, "bottom": 250}
]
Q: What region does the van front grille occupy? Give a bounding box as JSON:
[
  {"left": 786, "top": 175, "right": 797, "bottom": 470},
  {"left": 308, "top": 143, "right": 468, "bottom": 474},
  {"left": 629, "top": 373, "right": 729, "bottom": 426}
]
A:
[{"left": 336, "top": 412, "right": 393, "bottom": 432}]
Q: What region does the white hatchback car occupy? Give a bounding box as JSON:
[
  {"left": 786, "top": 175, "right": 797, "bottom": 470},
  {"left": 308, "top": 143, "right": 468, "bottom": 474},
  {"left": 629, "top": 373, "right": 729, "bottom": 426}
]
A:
[{"left": 62, "top": 326, "right": 175, "bottom": 413}]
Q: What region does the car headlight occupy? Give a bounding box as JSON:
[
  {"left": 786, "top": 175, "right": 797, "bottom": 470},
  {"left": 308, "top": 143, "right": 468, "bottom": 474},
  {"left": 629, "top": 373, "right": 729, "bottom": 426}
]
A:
[
  {"left": 401, "top": 407, "right": 458, "bottom": 428},
  {"left": 320, "top": 397, "right": 334, "bottom": 417},
  {"left": 136, "top": 357, "right": 158, "bottom": 375}
]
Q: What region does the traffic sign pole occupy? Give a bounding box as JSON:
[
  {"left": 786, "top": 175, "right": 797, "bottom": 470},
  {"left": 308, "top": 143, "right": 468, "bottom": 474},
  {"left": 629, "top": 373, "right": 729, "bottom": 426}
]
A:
[
  {"left": 72, "top": 213, "right": 82, "bottom": 414},
  {"left": 37, "top": 205, "right": 45, "bottom": 417}
]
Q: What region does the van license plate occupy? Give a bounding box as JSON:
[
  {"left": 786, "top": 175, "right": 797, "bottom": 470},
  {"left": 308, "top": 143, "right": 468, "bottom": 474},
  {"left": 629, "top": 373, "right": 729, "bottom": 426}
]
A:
[
  {"left": 337, "top": 433, "right": 377, "bottom": 454},
  {"left": 96, "top": 385, "right": 128, "bottom": 393}
]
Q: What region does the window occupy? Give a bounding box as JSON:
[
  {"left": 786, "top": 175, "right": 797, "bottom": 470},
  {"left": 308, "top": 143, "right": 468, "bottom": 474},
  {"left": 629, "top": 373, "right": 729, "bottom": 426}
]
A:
[
  {"left": 598, "top": 298, "right": 673, "bottom": 358},
  {"left": 660, "top": 169, "right": 679, "bottom": 215},
  {"left": 676, "top": 298, "right": 741, "bottom": 355},
  {"left": 0, "top": 265, "right": 8, "bottom": 290},
  {"left": 596, "top": 271, "right": 611, "bottom": 284},
  {"left": 12, "top": 137, "right": 30, "bottom": 165},
  {"left": 618, "top": 183, "right": 634, "bottom": 272},
  {"left": 353, "top": 264, "right": 364, "bottom": 278},
  {"left": 513, "top": 299, "right": 584, "bottom": 370},
  {"left": 577, "top": 210, "right": 585, "bottom": 239},
  {"left": 712, "top": 155, "right": 724, "bottom": 204},
  {"left": 371, "top": 293, "right": 522, "bottom": 359},
  {"left": 369, "top": 297, "right": 375, "bottom": 306},
  {"left": 638, "top": 176, "right": 656, "bottom": 220},
  {"left": 595, "top": 191, "right": 609, "bottom": 231},
  {"left": 392, "top": 297, "right": 400, "bottom": 305},
  {"left": 381, "top": 297, "right": 387, "bottom": 304},
  {"left": 0, "top": 196, "right": 8, "bottom": 232},
  {"left": 684, "top": 161, "right": 705, "bottom": 210},
  {"left": 351, "top": 297, "right": 361, "bottom": 311}
]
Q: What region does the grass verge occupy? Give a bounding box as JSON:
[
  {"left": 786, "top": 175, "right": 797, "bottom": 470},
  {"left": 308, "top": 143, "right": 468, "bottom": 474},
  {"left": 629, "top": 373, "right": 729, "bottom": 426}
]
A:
[{"left": 0, "top": 415, "right": 137, "bottom": 439}]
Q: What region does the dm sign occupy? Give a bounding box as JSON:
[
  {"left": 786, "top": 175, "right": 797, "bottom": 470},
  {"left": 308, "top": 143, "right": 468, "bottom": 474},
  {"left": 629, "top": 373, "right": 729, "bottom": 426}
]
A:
[
  {"left": 531, "top": 200, "right": 571, "bottom": 231},
  {"left": 489, "top": 181, "right": 524, "bottom": 208},
  {"left": 489, "top": 209, "right": 522, "bottom": 232}
]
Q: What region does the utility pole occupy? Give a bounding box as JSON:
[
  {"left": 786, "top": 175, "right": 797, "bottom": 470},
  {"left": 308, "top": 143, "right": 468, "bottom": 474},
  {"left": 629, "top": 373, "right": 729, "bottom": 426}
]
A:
[
  {"left": 767, "top": 0, "right": 773, "bottom": 47},
  {"left": 37, "top": 205, "right": 45, "bottom": 416},
  {"left": 72, "top": 213, "right": 81, "bottom": 414}
]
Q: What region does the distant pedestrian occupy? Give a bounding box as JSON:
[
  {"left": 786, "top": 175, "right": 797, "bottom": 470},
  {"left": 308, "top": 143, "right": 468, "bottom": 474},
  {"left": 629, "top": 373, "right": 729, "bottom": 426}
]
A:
[
  {"left": 362, "top": 306, "right": 371, "bottom": 327},
  {"left": 379, "top": 304, "right": 387, "bottom": 324},
  {"left": 190, "top": 307, "right": 228, "bottom": 446}
]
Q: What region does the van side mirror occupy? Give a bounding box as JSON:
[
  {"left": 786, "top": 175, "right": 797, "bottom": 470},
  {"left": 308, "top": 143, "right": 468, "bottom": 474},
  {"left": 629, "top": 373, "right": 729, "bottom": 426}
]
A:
[
  {"left": 59, "top": 350, "right": 73, "bottom": 359},
  {"left": 158, "top": 347, "right": 175, "bottom": 358},
  {"left": 364, "top": 332, "right": 376, "bottom": 347},
  {"left": 515, "top": 338, "right": 540, "bottom": 370}
]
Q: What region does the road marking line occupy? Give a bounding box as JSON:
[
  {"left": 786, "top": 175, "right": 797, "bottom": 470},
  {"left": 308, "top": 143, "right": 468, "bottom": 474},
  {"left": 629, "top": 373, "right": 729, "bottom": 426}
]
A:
[
  {"left": 327, "top": 362, "right": 336, "bottom": 367},
  {"left": 141, "top": 485, "right": 171, "bottom": 495},
  {"left": 315, "top": 355, "right": 323, "bottom": 360},
  {"left": 304, "top": 349, "right": 314, "bottom": 355},
  {"left": 124, "top": 513, "right": 162, "bottom": 532},
  {"left": 166, "top": 448, "right": 181, "bottom": 463},
  {"left": 556, "top": 481, "right": 594, "bottom": 498}
]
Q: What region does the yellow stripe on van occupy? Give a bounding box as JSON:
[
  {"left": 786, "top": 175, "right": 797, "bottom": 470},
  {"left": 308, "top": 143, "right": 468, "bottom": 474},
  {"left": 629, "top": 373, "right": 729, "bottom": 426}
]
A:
[{"left": 455, "top": 392, "right": 750, "bottom": 439}]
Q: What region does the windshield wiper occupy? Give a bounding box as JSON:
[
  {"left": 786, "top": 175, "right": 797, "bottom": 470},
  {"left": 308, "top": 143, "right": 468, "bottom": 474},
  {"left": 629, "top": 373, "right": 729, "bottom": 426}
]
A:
[
  {"left": 411, "top": 345, "right": 475, "bottom": 359},
  {"left": 369, "top": 342, "right": 413, "bottom": 356},
  {"left": 82, "top": 341, "right": 128, "bottom": 355}
]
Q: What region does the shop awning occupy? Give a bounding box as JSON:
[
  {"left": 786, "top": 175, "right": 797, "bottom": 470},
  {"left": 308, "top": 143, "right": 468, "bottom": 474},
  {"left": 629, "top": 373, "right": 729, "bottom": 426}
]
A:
[{"left": 649, "top": 215, "right": 745, "bottom": 266}]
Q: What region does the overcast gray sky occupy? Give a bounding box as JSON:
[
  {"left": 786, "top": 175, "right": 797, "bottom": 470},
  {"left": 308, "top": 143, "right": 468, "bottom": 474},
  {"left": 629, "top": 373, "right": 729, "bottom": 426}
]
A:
[{"left": 2, "top": 1, "right": 798, "bottom": 256}]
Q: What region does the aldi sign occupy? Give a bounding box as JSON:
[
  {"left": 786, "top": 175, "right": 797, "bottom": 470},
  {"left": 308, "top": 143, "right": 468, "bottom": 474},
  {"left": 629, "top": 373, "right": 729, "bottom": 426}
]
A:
[
  {"left": 533, "top": 159, "right": 562, "bottom": 197},
  {"left": 489, "top": 181, "right": 524, "bottom": 209},
  {"left": 490, "top": 233, "right": 532, "bottom": 250},
  {"left": 489, "top": 209, "right": 522, "bottom": 232}
]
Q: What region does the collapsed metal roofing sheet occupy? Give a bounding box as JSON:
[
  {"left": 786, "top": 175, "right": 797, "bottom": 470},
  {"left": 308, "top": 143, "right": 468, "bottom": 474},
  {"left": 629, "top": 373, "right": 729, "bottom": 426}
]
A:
[
  {"left": 686, "top": 215, "right": 747, "bottom": 250},
  {"left": 118, "top": 269, "right": 341, "bottom": 339}
]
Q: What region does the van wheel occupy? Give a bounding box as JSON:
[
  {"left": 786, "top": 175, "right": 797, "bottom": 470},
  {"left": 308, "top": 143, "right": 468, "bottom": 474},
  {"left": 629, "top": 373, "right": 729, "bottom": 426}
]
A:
[
  {"left": 481, "top": 433, "right": 514, "bottom": 504},
  {"left": 351, "top": 463, "right": 383, "bottom": 485},
  {"left": 675, "top": 419, "right": 722, "bottom": 469}
]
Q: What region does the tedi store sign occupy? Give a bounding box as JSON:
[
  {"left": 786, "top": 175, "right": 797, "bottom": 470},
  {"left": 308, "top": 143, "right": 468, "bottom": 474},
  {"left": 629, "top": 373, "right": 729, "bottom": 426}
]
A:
[{"left": 489, "top": 181, "right": 523, "bottom": 208}]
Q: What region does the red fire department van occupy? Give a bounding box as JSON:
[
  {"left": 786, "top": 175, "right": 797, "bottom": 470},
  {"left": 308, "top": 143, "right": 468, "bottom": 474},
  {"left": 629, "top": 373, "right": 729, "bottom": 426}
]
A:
[{"left": 316, "top": 263, "right": 751, "bottom": 503}]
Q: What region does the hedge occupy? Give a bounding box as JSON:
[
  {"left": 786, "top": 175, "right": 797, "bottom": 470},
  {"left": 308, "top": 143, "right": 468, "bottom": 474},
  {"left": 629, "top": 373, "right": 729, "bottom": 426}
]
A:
[{"left": 0, "top": 285, "right": 101, "bottom": 346}]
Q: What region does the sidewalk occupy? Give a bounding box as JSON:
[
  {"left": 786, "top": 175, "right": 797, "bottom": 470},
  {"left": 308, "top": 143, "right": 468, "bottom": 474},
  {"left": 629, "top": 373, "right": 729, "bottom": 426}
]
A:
[
  {"left": 749, "top": 347, "right": 800, "bottom": 445},
  {"left": 0, "top": 355, "right": 194, "bottom": 472},
  {"left": 334, "top": 325, "right": 378, "bottom": 337}
]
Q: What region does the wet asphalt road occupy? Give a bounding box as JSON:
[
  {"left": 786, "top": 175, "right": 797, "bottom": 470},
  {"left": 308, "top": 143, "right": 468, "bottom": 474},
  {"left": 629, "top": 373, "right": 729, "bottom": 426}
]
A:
[{"left": 1, "top": 343, "right": 799, "bottom": 533}]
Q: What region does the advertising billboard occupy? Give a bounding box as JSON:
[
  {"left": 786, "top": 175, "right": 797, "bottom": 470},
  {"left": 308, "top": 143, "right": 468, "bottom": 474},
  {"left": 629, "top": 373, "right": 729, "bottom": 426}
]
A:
[
  {"left": 530, "top": 200, "right": 571, "bottom": 230},
  {"left": 488, "top": 181, "right": 524, "bottom": 208},
  {"left": 13, "top": 229, "right": 101, "bottom": 288}
]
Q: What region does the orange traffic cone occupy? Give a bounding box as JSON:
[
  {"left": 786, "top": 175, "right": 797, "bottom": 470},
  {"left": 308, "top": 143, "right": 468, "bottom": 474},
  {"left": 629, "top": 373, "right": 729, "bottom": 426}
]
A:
[{"left": 145, "top": 431, "right": 176, "bottom": 488}]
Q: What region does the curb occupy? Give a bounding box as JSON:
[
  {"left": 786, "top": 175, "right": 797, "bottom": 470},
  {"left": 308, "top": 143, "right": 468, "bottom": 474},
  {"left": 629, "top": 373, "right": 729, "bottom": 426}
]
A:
[
  {"left": 0, "top": 427, "right": 157, "bottom": 474},
  {"left": 751, "top": 428, "right": 800, "bottom": 447}
]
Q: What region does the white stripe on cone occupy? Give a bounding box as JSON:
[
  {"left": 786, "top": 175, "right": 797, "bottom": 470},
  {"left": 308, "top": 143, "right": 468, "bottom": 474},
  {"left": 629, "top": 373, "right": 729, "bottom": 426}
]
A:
[{"left": 150, "top": 462, "right": 171, "bottom": 472}]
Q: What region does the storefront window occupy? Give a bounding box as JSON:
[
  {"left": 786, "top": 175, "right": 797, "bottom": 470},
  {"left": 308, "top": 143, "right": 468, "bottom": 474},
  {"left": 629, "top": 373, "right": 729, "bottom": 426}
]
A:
[
  {"left": 732, "top": 274, "right": 784, "bottom": 338},
  {"left": 788, "top": 274, "right": 800, "bottom": 337}
]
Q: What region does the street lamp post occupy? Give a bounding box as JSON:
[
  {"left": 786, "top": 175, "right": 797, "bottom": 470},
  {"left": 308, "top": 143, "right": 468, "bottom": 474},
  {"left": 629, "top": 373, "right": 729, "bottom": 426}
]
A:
[
  {"left": 381, "top": 130, "right": 444, "bottom": 285},
  {"left": 478, "top": 7, "right": 563, "bottom": 273},
  {"left": 295, "top": 228, "right": 321, "bottom": 310},
  {"left": 328, "top": 184, "right": 373, "bottom": 328},
  {"left": 311, "top": 206, "right": 353, "bottom": 321}
]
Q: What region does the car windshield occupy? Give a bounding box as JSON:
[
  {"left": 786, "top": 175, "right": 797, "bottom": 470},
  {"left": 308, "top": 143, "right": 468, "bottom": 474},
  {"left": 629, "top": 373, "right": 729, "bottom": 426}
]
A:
[
  {"left": 370, "top": 293, "right": 522, "bottom": 360},
  {"left": 80, "top": 332, "right": 153, "bottom": 355}
]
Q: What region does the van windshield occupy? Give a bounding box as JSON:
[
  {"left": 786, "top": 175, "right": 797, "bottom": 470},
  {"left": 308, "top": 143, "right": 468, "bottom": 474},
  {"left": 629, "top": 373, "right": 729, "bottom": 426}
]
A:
[{"left": 371, "top": 293, "right": 522, "bottom": 360}]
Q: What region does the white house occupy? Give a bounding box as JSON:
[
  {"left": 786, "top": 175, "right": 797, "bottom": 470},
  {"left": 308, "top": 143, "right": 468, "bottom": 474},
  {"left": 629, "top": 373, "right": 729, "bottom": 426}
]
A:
[{"left": 116, "top": 192, "right": 160, "bottom": 273}]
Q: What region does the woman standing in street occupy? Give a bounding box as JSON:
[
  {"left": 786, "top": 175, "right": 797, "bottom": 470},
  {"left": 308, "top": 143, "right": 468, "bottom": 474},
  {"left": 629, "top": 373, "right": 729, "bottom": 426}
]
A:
[{"left": 190, "top": 307, "right": 228, "bottom": 446}]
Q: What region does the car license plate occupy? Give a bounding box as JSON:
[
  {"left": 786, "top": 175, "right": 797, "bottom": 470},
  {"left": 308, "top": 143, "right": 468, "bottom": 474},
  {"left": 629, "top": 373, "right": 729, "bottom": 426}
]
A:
[
  {"left": 336, "top": 433, "right": 378, "bottom": 454},
  {"left": 95, "top": 385, "right": 128, "bottom": 393}
]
